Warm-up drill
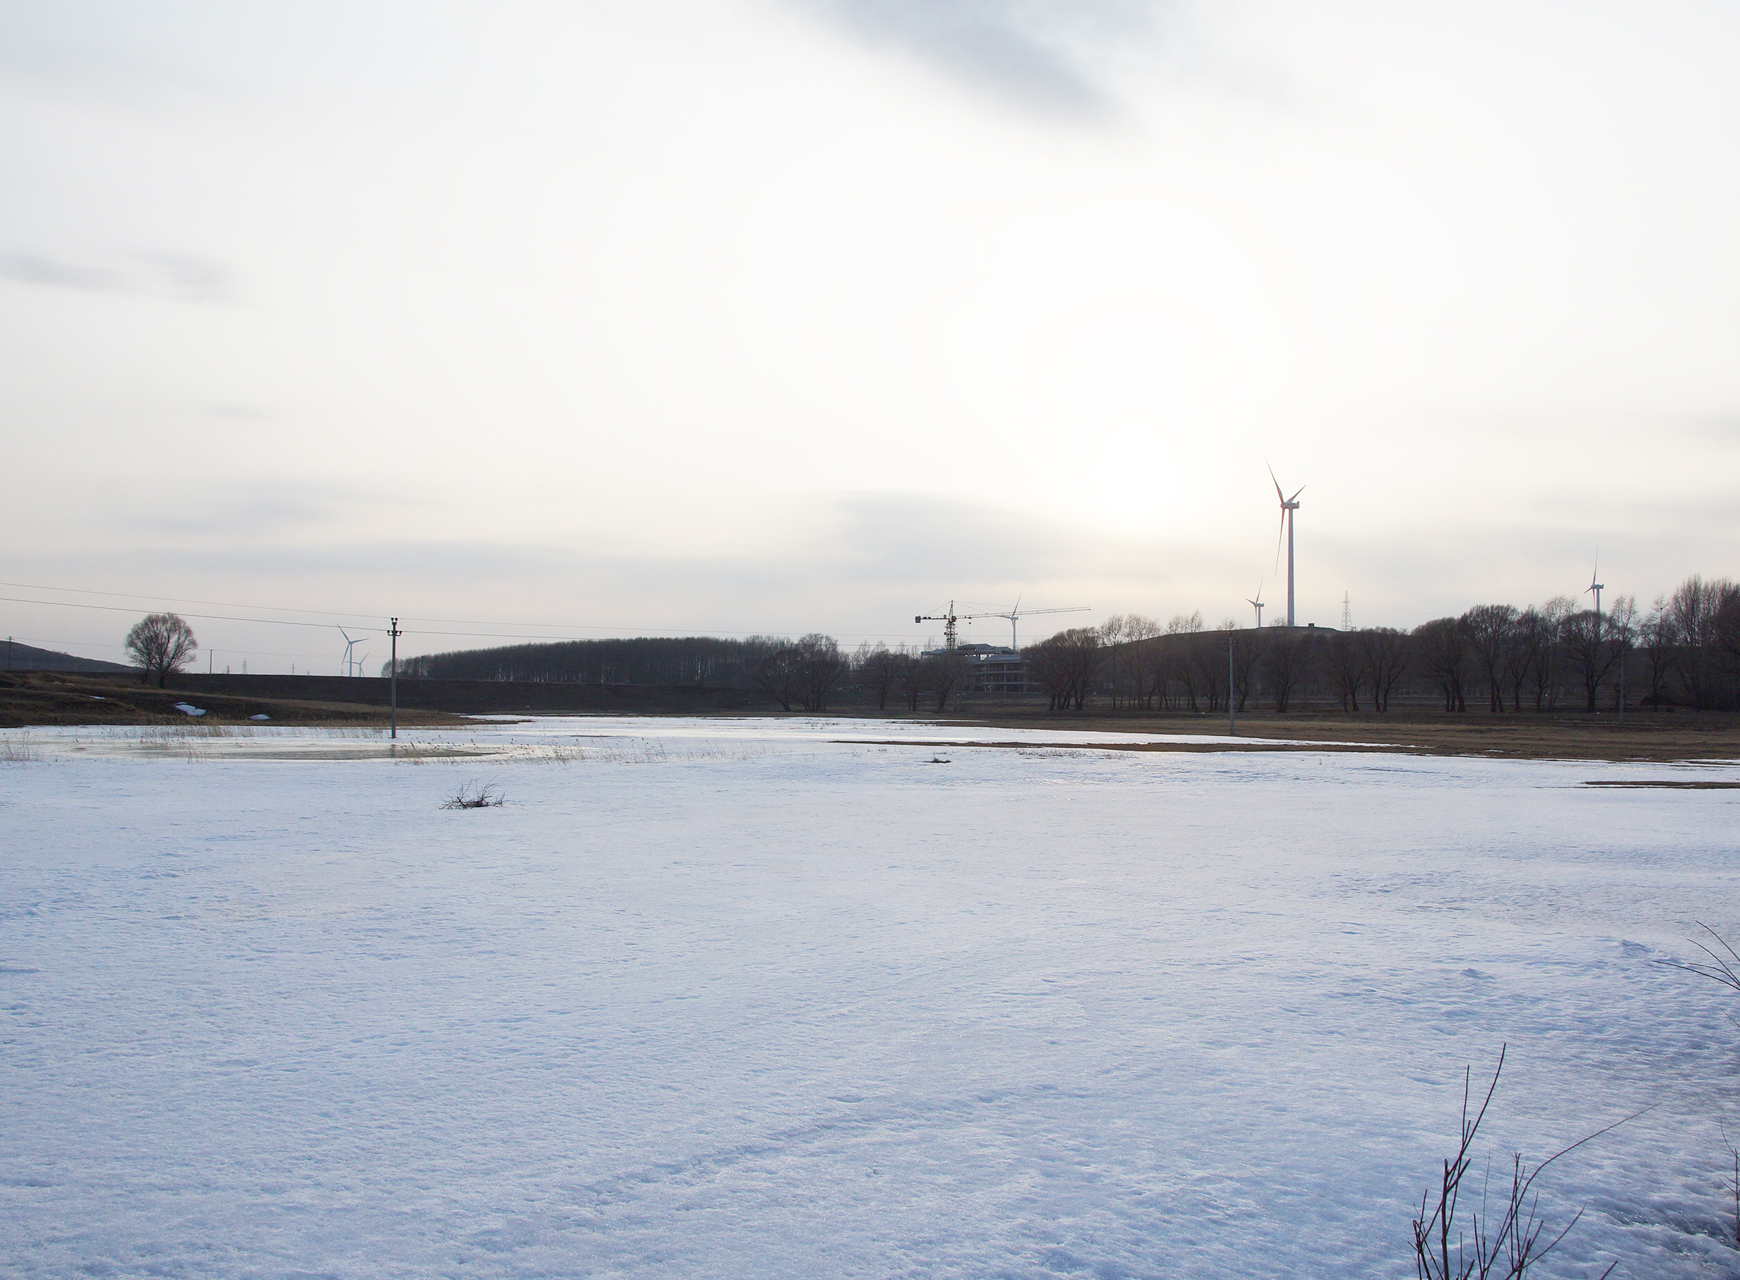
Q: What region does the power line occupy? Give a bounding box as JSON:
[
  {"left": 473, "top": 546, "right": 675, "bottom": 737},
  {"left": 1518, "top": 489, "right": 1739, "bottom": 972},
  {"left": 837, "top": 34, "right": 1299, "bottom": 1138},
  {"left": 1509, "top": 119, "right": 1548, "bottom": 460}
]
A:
[
  {"left": 0, "top": 595, "right": 361, "bottom": 631},
  {"left": 0, "top": 590, "right": 926, "bottom": 641},
  {"left": 0, "top": 580, "right": 383, "bottom": 624},
  {"left": 1, "top": 633, "right": 326, "bottom": 661}
]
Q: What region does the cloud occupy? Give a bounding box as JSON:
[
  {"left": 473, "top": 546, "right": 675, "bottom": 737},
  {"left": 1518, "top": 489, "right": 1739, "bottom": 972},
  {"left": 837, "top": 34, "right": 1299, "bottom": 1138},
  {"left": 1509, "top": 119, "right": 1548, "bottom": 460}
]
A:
[
  {"left": 825, "top": 490, "right": 1108, "bottom": 583},
  {"left": 0, "top": 255, "right": 131, "bottom": 293},
  {"left": 783, "top": 0, "right": 1159, "bottom": 117},
  {"left": 116, "top": 480, "right": 362, "bottom": 539},
  {"left": 0, "top": 252, "right": 237, "bottom": 302},
  {"left": 145, "top": 253, "right": 236, "bottom": 303}
]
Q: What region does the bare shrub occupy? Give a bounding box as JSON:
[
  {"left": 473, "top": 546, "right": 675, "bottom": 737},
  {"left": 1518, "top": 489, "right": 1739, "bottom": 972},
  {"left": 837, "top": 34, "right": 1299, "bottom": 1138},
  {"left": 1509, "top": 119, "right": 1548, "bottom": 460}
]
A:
[
  {"left": 1658, "top": 925, "right": 1740, "bottom": 1250},
  {"left": 1656, "top": 922, "right": 1740, "bottom": 994},
  {"left": 442, "top": 781, "right": 505, "bottom": 809},
  {"left": 1412, "top": 1046, "right": 1630, "bottom": 1279}
]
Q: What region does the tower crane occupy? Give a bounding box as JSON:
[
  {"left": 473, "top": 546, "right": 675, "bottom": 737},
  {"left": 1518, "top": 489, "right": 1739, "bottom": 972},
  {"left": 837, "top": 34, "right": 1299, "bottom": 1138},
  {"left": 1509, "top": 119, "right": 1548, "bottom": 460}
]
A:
[
  {"left": 914, "top": 601, "right": 965, "bottom": 650},
  {"left": 914, "top": 599, "right": 1091, "bottom": 651}
]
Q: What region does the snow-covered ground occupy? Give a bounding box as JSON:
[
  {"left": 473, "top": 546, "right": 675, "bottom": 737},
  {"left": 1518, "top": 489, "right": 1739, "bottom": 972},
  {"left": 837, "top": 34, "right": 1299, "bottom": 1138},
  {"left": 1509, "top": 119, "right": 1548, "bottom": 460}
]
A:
[{"left": 4, "top": 716, "right": 1740, "bottom": 1279}]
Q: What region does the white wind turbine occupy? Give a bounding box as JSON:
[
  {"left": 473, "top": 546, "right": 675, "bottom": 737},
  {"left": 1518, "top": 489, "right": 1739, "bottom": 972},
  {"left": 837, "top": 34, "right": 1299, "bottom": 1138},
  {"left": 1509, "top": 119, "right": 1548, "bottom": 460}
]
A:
[
  {"left": 1587, "top": 555, "right": 1604, "bottom": 637},
  {"left": 1268, "top": 464, "right": 1305, "bottom": 627},
  {"left": 338, "top": 626, "right": 371, "bottom": 677},
  {"left": 1246, "top": 582, "right": 1265, "bottom": 629}
]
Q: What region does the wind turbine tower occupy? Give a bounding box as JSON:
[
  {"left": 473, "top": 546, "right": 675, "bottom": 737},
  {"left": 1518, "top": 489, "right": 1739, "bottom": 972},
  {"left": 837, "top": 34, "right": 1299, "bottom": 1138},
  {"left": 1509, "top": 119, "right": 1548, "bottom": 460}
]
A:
[
  {"left": 1268, "top": 465, "right": 1305, "bottom": 627},
  {"left": 915, "top": 599, "right": 1089, "bottom": 651},
  {"left": 338, "top": 626, "right": 371, "bottom": 677},
  {"left": 1588, "top": 558, "right": 1604, "bottom": 637},
  {"left": 976, "top": 598, "right": 1090, "bottom": 650}
]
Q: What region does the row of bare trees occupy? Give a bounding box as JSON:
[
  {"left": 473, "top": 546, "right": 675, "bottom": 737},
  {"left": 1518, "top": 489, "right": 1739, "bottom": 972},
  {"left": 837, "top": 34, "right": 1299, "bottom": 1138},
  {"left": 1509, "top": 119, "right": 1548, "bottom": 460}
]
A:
[
  {"left": 852, "top": 643, "right": 968, "bottom": 713},
  {"left": 1027, "top": 574, "right": 1740, "bottom": 715},
  {"left": 1029, "top": 618, "right": 1409, "bottom": 715},
  {"left": 391, "top": 573, "right": 1739, "bottom": 715},
  {"left": 1414, "top": 576, "right": 1740, "bottom": 713}
]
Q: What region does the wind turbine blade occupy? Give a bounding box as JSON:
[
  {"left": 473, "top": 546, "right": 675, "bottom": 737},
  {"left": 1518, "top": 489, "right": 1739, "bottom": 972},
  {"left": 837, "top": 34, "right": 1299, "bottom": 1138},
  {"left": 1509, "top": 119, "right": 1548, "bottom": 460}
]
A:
[
  {"left": 1289, "top": 486, "right": 1306, "bottom": 503},
  {"left": 1266, "top": 460, "right": 1283, "bottom": 502},
  {"left": 1274, "top": 511, "right": 1286, "bottom": 573}
]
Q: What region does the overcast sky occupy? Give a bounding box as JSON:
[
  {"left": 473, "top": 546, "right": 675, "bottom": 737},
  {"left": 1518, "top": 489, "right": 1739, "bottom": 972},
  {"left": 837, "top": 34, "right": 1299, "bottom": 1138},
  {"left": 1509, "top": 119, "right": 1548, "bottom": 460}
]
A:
[{"left": 4, "top": 0, "right": 1738, "bottom": 670}]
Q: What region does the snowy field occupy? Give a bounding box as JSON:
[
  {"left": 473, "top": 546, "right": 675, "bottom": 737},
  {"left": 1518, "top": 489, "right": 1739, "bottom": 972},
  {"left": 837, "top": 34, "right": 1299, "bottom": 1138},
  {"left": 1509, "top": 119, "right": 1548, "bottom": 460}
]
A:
[{"left": 4, "top": 716, "right": 1740, "bottom": 1279}]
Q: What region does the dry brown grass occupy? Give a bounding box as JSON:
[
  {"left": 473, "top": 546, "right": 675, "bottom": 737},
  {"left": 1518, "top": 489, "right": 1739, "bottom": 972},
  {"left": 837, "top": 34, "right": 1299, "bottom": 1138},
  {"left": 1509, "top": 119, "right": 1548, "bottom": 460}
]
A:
[
  {"left": 888, "top": 709, "right": 1740, "bottom": 764},
  {"left": 0, "top": 671, "right": 467, "bottom": 730}
]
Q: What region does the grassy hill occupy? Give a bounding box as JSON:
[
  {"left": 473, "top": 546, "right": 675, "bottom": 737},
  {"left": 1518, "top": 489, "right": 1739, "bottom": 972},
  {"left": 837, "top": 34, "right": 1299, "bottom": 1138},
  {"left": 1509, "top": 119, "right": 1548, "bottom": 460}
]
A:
[
  {"left": 2, "top": 641, "right": 134, "bottom": 674},
  {"left": 0, "top": 671, "right": 466, "bottom": 729}
]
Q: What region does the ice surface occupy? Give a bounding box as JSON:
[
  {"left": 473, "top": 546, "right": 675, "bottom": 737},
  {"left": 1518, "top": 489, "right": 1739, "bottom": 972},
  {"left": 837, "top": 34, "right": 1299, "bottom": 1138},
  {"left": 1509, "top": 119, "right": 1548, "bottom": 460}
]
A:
[
  {"left": 3, "top": 717, "right": 1739, "bottom": 1278},
  {"left": 171, "top": 702, "right": 206, "bottom": 716}
]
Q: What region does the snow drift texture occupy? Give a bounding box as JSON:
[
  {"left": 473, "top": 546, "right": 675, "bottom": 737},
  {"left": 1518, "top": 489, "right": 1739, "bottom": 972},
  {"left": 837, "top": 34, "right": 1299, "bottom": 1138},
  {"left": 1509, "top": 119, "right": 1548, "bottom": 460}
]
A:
[{"left": 3, "top": 717, "right": 1739, "bottom": 1278}]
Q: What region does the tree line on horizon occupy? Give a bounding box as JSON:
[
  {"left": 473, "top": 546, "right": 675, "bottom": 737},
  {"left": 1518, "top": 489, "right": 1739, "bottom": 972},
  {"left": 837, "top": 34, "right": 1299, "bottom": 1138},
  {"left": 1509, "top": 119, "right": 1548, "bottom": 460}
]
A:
[{"left": 391, "top": 573, "right": 1740, "bottom": 714}]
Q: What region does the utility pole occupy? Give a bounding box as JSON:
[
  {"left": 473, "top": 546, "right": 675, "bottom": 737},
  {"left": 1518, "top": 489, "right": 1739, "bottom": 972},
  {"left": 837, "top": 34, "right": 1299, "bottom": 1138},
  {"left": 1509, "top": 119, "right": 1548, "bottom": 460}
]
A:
[
  {"left": 388, "top": 617, "right": 401, "bottom": 740},
  {"left": 1227, "top": 630, "right": 1236, "bottom": 736}
]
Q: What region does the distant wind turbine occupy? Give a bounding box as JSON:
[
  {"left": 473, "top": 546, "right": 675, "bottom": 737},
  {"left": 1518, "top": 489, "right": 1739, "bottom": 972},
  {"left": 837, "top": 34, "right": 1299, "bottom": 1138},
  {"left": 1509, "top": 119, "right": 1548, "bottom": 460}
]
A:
[
  {"left": 1246, "top": 582, "right": 1265, "bottom": 629},
  {"left": 1267, "top": 463, "right": 1305, "bottom": 627},
  {"left": 1587, "top": 555, "right": 1604, "bottom": 637},
  {"left": 338, "top": 626, "right": 371, "bottom": 677}
]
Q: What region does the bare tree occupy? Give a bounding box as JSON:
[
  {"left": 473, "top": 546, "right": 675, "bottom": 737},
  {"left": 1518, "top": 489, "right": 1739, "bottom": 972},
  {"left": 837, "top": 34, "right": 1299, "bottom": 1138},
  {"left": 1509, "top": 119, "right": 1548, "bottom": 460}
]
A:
[
  {"left": 1500, "top": 607, "right": 1544, "bottom": 712},
  {"left": 125, "top": 613, "right": 198, "bottom": 687},
  {"left": 1558, "top": 610, "right": 1623, "bottom": 712},
  {"left": 1099, "top": 615, "right": 1132, "bottom": 711},
  {"left": 1670, "top": 575, "right": 1740, "bottom": 709},
  {"left": 1607, "top": 595, "right": 1637, "bottom": 711},
  {"left": 895, "top": 648, "right": 926, "bottom": 711},
  {"left": 1229, "top": 629, "right": 1262, "bottom": 712},
  {"left": 1155, "top": 613, "right": 1200, "bottom": 711},
  {"left": 1259, "top": 629, "right": 1314, "bottom": 712},
  {"left": 1024, "top": 628, "right": 1102, "bottom": 712},
  {"left": 854, "top": 642, "right": 901, "bottom": 711},
  {"left": 1461, "top": 604, "right": 1518, "bottom": 712},
  {"left": 1357, "top": 628, "right": 1410, "bottom": 712},
  {"left": 1121, "top": 615, "right": 1162, "bottom": 710},
  {"left": 1531, "top": 597, "right": 1578, "bottom": 710},
  {"left": 1718, "top": 587, "right": 1740, "bottom": 696},
  {"left": 1414, "top": 618, "right": 1470, "bottom": 712},
  {"left": 792, "top": 633, "right": 844, "bottom": 712},
  {"left": 923, "top": 648, "right": 966, "bottom": 712},
  {"left": 1128, "top": 636, "right": 1169, "bottom": 711},
  {"left": 1186, "top": 631, "right": 1228, "bottom": 713},
  {"left": 1324, "top": 630, "right": 1366, "bottom": 712},
  {"left": 1638, "top": 597, "right": 1675, "bottom": 710},
  {"left": 749, "top": 638, "right": 799, "bottom": 711}
]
